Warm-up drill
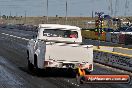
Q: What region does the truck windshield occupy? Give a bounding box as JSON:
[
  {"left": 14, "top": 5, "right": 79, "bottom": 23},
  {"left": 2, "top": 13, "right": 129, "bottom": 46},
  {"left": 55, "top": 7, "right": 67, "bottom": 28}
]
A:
[{"left": 43, "top": 29, "right": 78, "bottom": 38}]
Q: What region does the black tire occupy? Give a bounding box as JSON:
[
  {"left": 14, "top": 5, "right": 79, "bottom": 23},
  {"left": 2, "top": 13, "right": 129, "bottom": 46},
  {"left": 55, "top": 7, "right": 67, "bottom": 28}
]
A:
[
  {"left": 76, "top": 74, "right": 85, "bottom": 84},
  {"left": 33, "top": 55, "right": 41, "bottom": 76},
  {"left": 28, "top": 60, "right": 34, "bottom": 71},
  {"left": 76, "top": 68, "right": 89, "bottom": 84},
  {"left": 33, "top": 67, "right": 40, "bottom": 76},
  {"left": 67, "top": 68, "right": 76, "bottom": 77},
  {"left": 71, "top": 70, "right": 76, "bottom": 78},
  {"left": 84, "top": 69, "right": 91, "bottom": 75},
  {"left": 27, "top": 50, "right": 29, "bottom": 59}
]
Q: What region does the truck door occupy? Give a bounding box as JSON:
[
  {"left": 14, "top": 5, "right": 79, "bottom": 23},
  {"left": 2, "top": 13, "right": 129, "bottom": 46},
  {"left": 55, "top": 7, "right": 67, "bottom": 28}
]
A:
[
  {"left": 28, "top": 39, "right": 35, "bottom": 64},
  {"left": 36, "top": 40, "right": 46, "bottom": 68}
]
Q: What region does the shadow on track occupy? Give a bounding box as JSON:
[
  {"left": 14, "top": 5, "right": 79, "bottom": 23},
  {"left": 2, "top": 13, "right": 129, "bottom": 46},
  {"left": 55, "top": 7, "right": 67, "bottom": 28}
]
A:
[{"left": 19, "top": 66, "right": 76, "bottom": 78}]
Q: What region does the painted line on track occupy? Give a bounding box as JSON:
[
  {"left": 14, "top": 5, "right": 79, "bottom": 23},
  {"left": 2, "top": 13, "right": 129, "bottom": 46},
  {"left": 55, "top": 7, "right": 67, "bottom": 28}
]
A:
[
  {"left": 1, "top": 32, "right": 30, "bottom": 41},
  {"left": 64, "top": 79, "right": 80, "bottom": 87}
]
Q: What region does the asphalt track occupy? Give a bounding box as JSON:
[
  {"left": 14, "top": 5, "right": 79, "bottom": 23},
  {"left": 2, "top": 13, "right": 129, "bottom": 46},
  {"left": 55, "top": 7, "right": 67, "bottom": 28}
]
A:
[{"left": 0, "top": 27, "right": 132, "bottom": 88}]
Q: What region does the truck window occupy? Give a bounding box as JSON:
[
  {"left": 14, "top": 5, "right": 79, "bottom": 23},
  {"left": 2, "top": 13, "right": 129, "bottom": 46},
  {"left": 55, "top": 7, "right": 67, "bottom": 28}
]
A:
[
  {"left": 43, "top": 29, "right": 78, "bottom": 38},
  {"left": 69, "top": 31, "right": 78, "bottom": 38}
]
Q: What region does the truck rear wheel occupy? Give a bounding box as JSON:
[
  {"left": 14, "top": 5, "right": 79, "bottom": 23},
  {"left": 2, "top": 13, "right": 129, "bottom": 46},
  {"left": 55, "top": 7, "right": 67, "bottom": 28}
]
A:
[
  {"left": 33, "top": 55, "right": 41, "bottom": 75},
  {"left": 76, "top": 74, "right": 86, "bottom": 84},
  {"left": 76, "top": 68, "right": 90, "bottom": 84},
  {"left": 84, "top": 68, "right": 91, "bottom": 75}
]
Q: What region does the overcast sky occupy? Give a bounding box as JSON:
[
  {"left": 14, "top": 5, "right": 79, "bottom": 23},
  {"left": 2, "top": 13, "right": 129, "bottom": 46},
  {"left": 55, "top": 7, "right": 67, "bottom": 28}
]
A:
[{"left": 0, "top": 0, "right": 131, "bottom": 17}]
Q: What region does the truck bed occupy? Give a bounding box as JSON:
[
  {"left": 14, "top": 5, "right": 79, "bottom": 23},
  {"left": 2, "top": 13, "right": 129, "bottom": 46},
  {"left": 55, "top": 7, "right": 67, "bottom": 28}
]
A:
[{"left": 44, "top": 42, "right": 93, "bottom": 64}]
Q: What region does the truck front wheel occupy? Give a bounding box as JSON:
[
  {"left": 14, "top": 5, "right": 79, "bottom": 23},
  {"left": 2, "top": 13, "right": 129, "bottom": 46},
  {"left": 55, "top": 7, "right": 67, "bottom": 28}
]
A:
[
  {"left": 28, "top": 60, "right": 34, "bottom": 71},
  {"left": 27, "top": 51, "right": 34, "bottom": 71}
]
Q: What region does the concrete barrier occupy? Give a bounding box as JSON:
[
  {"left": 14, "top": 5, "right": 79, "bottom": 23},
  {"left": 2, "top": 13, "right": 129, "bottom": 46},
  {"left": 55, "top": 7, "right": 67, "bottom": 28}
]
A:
[
  {"left": 93, "top": 46, "right": 113, "bottom": 52},
  {"left": 94, "top": 46, "right": 132, "bottom": 55},
  {"left": 94, "top": 49, "right": 132, "bottom": 72},
  {"left": 113, "top": 47, "right": 132, "bottom": 55}
]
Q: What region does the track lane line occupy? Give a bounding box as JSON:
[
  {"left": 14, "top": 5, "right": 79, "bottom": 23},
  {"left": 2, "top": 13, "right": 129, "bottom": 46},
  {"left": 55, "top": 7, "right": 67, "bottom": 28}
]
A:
[{"left": 1, "top": 32, "right": 30, "bottom": 41}]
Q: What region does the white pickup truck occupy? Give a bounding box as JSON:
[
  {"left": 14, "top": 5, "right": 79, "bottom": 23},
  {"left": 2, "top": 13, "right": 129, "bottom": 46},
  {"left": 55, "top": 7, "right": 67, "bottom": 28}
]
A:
[{"left": 27, "top": 24, "right": 93, "bottom": 76}]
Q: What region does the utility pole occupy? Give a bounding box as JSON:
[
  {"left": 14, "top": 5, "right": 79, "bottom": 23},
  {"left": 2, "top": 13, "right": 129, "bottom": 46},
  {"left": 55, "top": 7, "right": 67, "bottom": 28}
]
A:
[
  {"left": 16, "top": 12, "right": 18, "bottom": 17},
  {"left": 114, "top": 0, "right": 118, "bottom": 17},
  {"left": 9, "top": 11, "right": 12, "bottom": 23},
  {"left": 0, "top": 11, "right": 1, "bottom": 19},
  {"left": 15, "top": 12, "right": 18, "bottom": 24},
  {"left": 24, "top": 11, "right": 27, "bottom": 24},
  {"left": 108, "top": 0, "right": 113, "bottom": 16},
  {"left": 46, "top": 0, "right": 49, "bottom": 23},
  {"left": 110, "top": 0, "right": 113, "bottom": 16},
  {"left": 9, "top": 11, "right": 11, "bottom": 19},
  {"left": 124, "top": 0, "right": 128, "bottom": 16},
  {"left": 92, "top": 11, "right": 94, "bottom": 18},
  {"left": 65, "top": 0, "right": 68, "bottom": 24}
]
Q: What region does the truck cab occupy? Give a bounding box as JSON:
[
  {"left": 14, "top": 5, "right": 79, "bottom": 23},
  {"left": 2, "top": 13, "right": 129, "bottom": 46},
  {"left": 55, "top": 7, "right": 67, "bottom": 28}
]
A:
[{"left": 37, "top": 24, "right": 82, "bottom": 43}]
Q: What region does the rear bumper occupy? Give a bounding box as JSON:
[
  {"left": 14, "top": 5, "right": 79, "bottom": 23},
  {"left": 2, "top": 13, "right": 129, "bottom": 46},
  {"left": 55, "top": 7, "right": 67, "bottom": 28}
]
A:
[{"left": 43, "top": 60, "right": 93, "bottom": 71}]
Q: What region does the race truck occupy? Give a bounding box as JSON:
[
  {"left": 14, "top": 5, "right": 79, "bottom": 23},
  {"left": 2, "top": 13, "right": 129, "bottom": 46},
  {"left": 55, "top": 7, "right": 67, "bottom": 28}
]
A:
[{"left": 27, "top": 24, "right": 93, "bottom": 76}]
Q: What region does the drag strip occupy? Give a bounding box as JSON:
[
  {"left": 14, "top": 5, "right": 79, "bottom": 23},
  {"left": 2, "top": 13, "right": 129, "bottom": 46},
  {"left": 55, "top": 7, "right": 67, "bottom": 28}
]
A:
[
  {"left": 0, "top": 56, "right": 33, "bottom": 88},
  {"left": 0, "top": 28, "right": 132, "bottom": 88}
]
